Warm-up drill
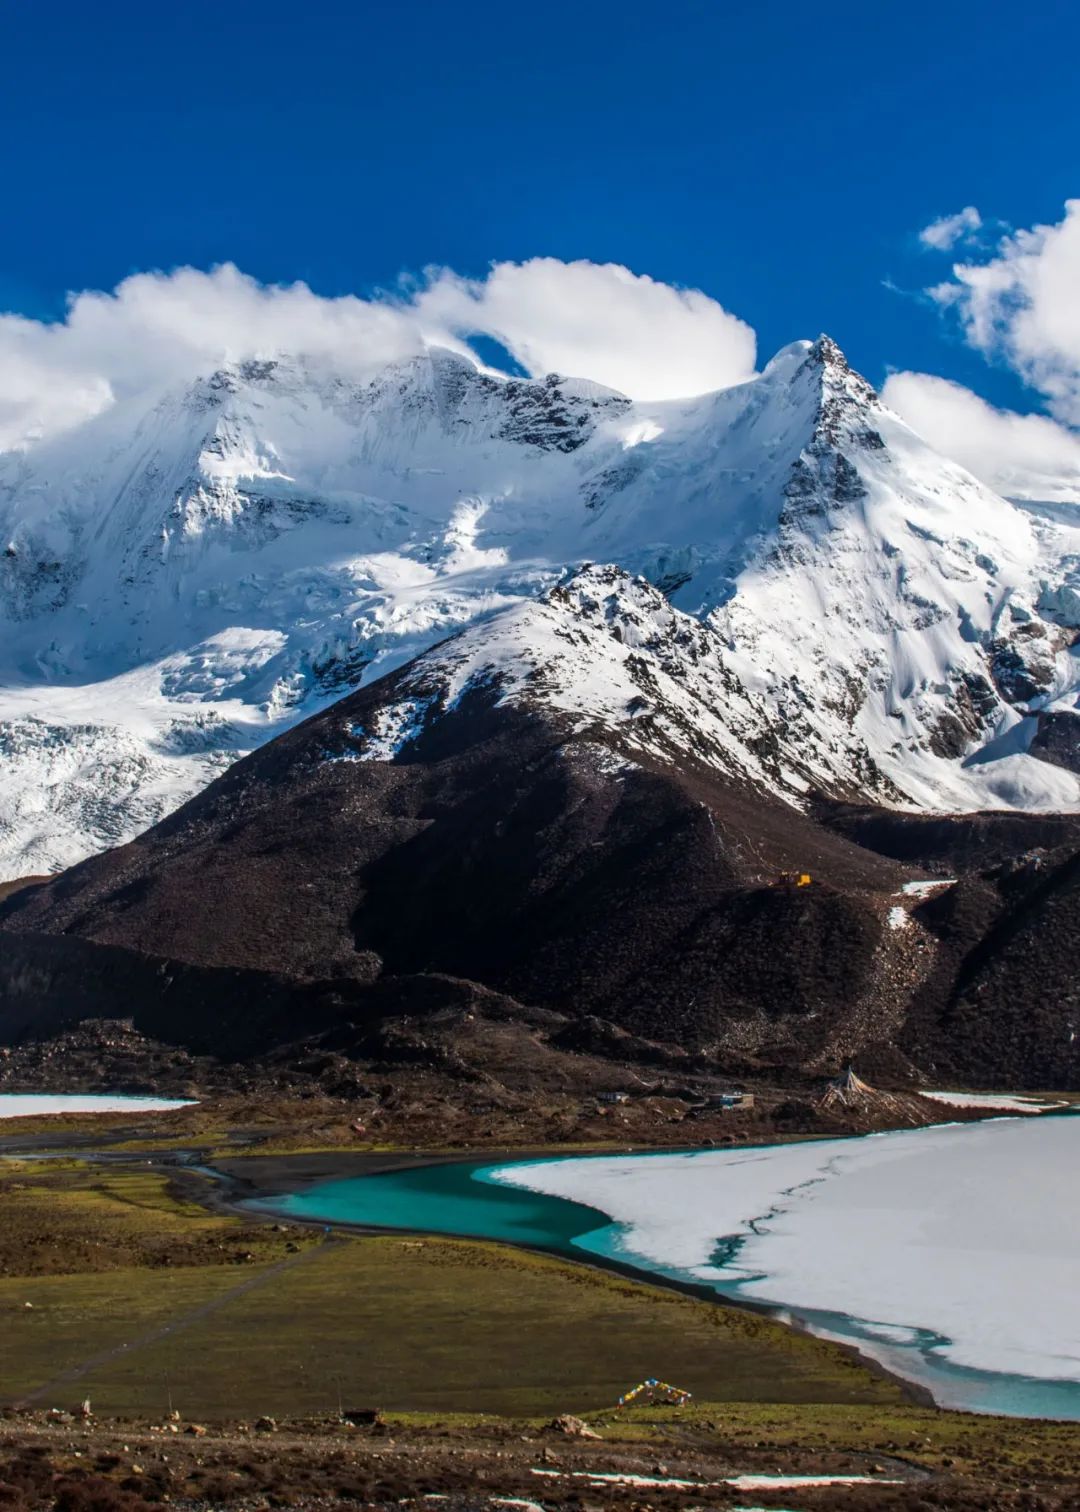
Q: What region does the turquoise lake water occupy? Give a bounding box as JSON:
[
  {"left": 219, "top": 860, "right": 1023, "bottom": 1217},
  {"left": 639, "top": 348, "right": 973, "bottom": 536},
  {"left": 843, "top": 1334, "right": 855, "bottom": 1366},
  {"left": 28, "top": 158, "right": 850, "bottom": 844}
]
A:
[
  {"left": 251, "top": 1145, "right": 1080, "bottom": 1421},
  {"left": 255, "top": 1158, "right": 614, "bottom": 1250}
]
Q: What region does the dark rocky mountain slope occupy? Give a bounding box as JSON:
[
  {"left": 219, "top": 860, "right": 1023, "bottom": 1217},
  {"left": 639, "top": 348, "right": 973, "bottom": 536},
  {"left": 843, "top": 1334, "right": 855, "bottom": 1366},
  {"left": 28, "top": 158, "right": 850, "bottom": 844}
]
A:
[{"left": 2, "top": 568, "right": 1079, "bottom": 1091}]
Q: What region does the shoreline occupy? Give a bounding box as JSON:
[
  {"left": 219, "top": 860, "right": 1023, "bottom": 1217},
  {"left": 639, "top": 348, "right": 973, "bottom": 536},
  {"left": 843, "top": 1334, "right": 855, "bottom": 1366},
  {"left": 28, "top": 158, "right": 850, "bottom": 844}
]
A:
[
  {"left": 185, "top": 1131, "right": 1080, "bottom": 1424},
  {"left": 182, "top": 1145, "right": 939, "bottom": 1413},
  {"left": 7, "top": 1112, "right": 1078, "bottom": 1423}
]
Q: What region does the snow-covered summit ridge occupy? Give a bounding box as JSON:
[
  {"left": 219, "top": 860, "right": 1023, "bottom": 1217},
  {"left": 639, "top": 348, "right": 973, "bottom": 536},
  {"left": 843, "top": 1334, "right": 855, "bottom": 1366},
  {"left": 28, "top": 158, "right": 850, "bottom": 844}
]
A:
[
  {"left": 0, "top": 335, "right": 1078, "bottom": 877},
  {"left": 711, "top": 339, "right": 1080, "bottom": 810},
  {"left": 339, "top": 562, "right": 894, "bottom": 804}
]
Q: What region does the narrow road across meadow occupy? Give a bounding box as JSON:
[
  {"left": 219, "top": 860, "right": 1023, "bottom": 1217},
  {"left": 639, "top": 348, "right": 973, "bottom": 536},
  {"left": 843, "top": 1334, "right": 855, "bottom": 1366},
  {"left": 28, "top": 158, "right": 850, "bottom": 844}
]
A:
[{"left": 19, "top": 1239, "right": 344, "bottom": 1406}]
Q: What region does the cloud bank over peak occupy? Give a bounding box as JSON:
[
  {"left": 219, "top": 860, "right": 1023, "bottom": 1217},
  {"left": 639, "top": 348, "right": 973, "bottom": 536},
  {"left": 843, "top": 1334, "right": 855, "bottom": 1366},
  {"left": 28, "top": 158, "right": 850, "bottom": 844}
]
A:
[
  {"left": 5, "top": 223, "right": 1078, "bottom": 507},
  {"left": 882, "top": 369, "right": 1080, "bottom": 503},
  {"left": 412, "top": 258, "right": 757, "bottom": 402},
  {"left": 0, "top": 265, "right": 426, "bottom": 451},
  {"left": 0, "top": 258, "right": 757, "bottom": 452}
]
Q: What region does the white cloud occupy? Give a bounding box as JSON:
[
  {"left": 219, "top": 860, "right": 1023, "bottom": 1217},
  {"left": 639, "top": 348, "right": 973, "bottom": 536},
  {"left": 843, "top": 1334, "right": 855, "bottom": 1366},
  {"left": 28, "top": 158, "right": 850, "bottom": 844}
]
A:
[
  {"left": 0, "top": 328, "right": 114, "bottom": 450},
  {"left": 411, "top": 257, "right": 757, "bottom": 402},
  {"left": 919, "top": 205, "right": 983, "bottom": 252},
  {"left": 0, "top": 265, "right": 427, "bottom": 451},
  {"left": 903, "top": 199, "right": 1080, "bottom": 501},
  {"left": 0, "top": 258, "right": 757, "bottom": 451},
  {"left": 929, "top": 199, "right": 1080, "bottom": 425},
  {"left": 883, "top": 369, "right": 1080, "bottom": 502}
]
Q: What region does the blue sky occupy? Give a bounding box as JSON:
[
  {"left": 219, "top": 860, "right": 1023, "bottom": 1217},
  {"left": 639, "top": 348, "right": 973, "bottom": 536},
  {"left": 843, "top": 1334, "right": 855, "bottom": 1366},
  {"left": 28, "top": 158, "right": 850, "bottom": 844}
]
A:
[{"left": 2, "top": 0, "right": 1080, "bottom": 489}]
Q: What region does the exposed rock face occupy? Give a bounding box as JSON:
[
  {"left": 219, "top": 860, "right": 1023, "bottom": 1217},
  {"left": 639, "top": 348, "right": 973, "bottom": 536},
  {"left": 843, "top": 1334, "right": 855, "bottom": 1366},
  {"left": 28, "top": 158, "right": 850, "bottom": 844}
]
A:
[
  {"left": 1030, "top": 710, "right": 1080, "bottom": 774},
  {"left": 989, "top": 625, "right": 1058, "bottom": 704},
  {"left": 929, "top": 674, "right": 998, "bottom": 759}
]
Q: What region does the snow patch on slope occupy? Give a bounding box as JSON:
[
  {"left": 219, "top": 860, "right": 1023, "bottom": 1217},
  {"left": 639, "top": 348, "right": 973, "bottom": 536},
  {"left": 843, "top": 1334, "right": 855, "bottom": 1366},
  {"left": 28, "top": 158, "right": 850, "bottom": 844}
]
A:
[{"left": 0, "top": 664, "right": 250, "bottom": 875}]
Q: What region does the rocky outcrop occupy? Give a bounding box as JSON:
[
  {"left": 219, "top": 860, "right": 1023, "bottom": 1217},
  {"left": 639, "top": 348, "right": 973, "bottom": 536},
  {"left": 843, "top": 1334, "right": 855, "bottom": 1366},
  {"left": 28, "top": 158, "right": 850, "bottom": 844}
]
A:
[{"left": 1030, "top": 709, "right": 1080, "bottom": 774}]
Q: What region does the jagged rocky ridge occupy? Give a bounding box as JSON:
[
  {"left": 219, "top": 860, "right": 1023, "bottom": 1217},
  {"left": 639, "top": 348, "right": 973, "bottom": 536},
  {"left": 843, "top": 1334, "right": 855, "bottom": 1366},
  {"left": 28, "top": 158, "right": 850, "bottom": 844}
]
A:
[
  {"left": 0, "top": 336, "right": 1078, "bottom": 878},
  {"left": 3, "top": 564, "right": 1080, "bottom": 1089}
]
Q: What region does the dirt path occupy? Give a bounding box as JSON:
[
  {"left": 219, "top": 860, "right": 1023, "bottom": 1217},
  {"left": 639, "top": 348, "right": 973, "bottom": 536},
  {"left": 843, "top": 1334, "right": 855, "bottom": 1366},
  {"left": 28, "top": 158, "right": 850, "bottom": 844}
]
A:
[{"left": 19, "top": 1238, "right": 344, "bottom": 1406}]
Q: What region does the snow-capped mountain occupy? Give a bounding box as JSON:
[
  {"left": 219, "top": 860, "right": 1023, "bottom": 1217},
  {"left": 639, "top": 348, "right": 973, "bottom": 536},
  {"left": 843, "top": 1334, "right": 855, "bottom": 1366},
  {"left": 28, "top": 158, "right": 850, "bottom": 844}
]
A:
[{"left": 1, "top": 335, "right": 1078, "bottom": 878}]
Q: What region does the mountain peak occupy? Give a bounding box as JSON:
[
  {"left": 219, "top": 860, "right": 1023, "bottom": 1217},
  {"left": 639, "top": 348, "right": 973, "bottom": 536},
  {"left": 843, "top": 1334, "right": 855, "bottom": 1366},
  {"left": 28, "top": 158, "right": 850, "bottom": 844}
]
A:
[
  {"left": 0, "top": 329, "right": 1078, "bottom": 878},
  {"left": 808, "top": 333, "right": 847, "bottom": 366},
  {"left": 794, "top": 334, "right": 882, "bottom": 455},
  {"left": 760, "top": 339, "right": 814, "bottom": 381},
  {"left": 760, "top": 336, "right": 879, "bottom": 430}
]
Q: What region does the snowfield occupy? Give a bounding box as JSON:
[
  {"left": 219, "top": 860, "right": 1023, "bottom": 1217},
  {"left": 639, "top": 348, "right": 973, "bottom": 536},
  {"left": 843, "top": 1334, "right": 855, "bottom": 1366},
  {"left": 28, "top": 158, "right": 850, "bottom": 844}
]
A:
[
  {"left": 0, "top": 1094, "right": 195, "bottom": 1118},
  {"left": 0, "top": 336, "right": 1078, "bottom": 877},
  {"left": 490, "top": 1116, "right": 1080, "bottom": 1395}
]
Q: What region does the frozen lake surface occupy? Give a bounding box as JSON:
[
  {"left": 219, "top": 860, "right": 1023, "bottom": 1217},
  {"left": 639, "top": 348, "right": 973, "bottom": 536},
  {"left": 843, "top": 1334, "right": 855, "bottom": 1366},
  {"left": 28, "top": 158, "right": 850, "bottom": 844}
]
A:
[
  {"left": 491, "top": 1115, "right": 1080, "bottom": 1416},
  {"left": 0, "top": 1094, "right": 194, "bottom": 1118},
  {"left": 258, "top": 1113, "right": 1080, "bottom": 1417}
]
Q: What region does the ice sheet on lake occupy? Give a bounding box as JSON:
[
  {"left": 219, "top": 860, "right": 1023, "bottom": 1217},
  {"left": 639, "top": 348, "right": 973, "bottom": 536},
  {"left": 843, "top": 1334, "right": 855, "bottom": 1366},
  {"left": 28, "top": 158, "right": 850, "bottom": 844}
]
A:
[
  {"left": 0, "top": 1094, "right": 195, "bottom": 1119},
  {"left": 491, "top": 1116, "right": 1080, "bottom": 1386}
]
